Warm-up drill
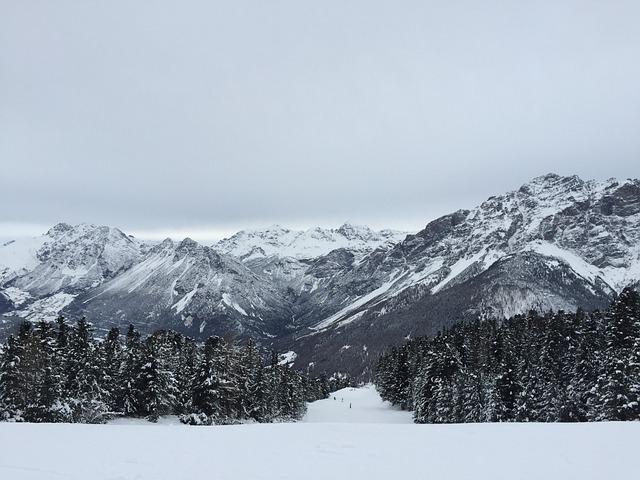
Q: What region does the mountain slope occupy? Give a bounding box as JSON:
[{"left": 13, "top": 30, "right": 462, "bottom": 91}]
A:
[
  {"left": 215, "top": 223, "right": 409, "bottom": 327},
  {"left": 66, "top": 238, "right": 293, "bottom": 340},
  {"left": 303, "top": 175, "right": 639, "bottom": 332},
  {"left": 279, "top": 174, "right": 640, "bottom": 376},
  {"left": 0, "top": 223, "right": 149, "bottom": 322}
]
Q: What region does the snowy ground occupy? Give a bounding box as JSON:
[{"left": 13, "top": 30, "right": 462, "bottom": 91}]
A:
[{"left": 1, "top": 385, "right": 639, "bottom": 480}]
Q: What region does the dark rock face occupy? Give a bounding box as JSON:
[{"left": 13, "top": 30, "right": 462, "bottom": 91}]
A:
[
  {"left": 599, "top": 183, "right": 640, "bottom": 217},
  {"left": 0, "top": 290, "right": 13, "bottom": 314},
  {"left": 417, "top": 210, "right": 471, "bottom": 244}
]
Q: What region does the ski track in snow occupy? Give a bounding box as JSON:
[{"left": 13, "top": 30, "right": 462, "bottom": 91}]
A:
[
  {"left": 302, "top": 384, "right": 413, "bottom": 424},
  {"left": 1, "top": 385, "right": 639, "bottom": 480}
]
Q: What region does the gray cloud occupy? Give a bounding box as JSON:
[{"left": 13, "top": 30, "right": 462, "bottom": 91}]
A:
[{"left": 2, "top": 1, "right": 639, "bottom": 242}]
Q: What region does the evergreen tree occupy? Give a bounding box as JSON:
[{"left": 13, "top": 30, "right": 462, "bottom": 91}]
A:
[
  {"left": 102, "top": 327, "right": 122, "bottom": 413},
  {"left": 174, "top": 335, "right": 199, "bottom": 415},
  {"left": 65, "top": 317, "right": 110, "bottom": 423},
  {"left": 137, "top": 331, "right": 178, "bottom": 421},
  {"left": 118, "top": 324, "right": 144, "bottom": 416},
  {"left": 0, "top": 335, "right": 25, "bottom": 421},
  {"left": 190, "top": 336, "right": 228, "bottom": 421},
  {"left": 238, "top": 339, "right": 266, "bottom": 421},
  {"left": 27, "top": 320, "right": 64, "bottom": 422}
]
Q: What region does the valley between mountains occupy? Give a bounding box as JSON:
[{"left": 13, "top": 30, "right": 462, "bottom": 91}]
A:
[{"left": 2, "top": 173, "right": 639, "bottom": 377}]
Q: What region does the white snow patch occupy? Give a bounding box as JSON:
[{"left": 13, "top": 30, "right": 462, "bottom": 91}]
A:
[
  {"left": 432, "top": 249, "right": 486, "bottom": 294},
  {"left": 278, "top": 351, "right": 297, "bottom": 365},
  {"left": 404, "top": 258, "right": 445, "bottom": 285},
  {"left": 222, "top": 293, "right": 247, "bottom": 316},
  {"left": 2, "top": 287, "right": 31, "bottom": 306},
  {"left": 303, "top": 385, "right": 412, "bottom": 424},
  {"left": 182, "top": 314, "right": 193, "bottom": 328},
  {"left": 172, "top": 284, "right": 199, "bottom": 313},
  {"left": 84, "top": 250, "right": 176, "bottom": 301},
  {"left": 0, "top": 235, "right": 48, "bottom": 282},
  {"left": 526, "top": 241, "right": 603, "bottom": 283},
  {"left": 13, "top": 292, "right": 76, "bottom": 322},
  {"left": 308, "top": 279, "right": 320, "bottom": 293}
]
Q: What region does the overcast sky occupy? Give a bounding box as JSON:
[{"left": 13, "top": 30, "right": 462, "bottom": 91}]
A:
[{"left": 2, "top": 1, "right": 639, "bottom": 243}]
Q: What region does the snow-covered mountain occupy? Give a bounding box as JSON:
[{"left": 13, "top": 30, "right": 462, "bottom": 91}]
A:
[
  {"left": 215, "top": 223, "right": 406, "bottom": 261},
  {"left": 0, "top": 223, "right": 151, "bottom": 321},
  {"left": 2, "top": 174, "right": 640, "bottom": 377},
  {"left": 214, "top": 223, "right": 409, "bottom": 324},
  {"left": 0, "top": 222, "right": 407, "bottom": 335},
  {"left": 281, "top": 174, "right": 640, "bottom": 376},
  {"left": 66, "top": 237, "right": 293, "bottom": 340},
  {"left": 307, "top": 175, "right": 640, "bottom": 329}
]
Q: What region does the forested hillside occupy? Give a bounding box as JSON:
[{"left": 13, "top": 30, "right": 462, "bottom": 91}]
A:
[
  {"left": 0, "top": 318, "right": 344, "bottom": 424},
  {"left": 375, "top": 288, "right": 640, "bottom": 423}
]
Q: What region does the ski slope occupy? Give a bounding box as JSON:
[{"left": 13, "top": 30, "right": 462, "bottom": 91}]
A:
[
  {"left": 302, "top": 384, "right": 413, "bottom": 424},
  {"left": 1, "top": 385, "right": 639, "bottom": 480}
]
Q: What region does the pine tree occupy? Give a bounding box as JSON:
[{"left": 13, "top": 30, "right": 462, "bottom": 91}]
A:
[
  {"left": 101, "top": 327, "right": 122, "bottom": 414},
  {"left": 174, "top": 335, "right": 199, "bottom": 415},
  {"left": 118, "top": 324, "right": 144, "bottom": 416},
  {"left": 238, "top": 338, "right": 266, "bottom": 421},
  {"left": 0, "top": 335, "right": 25, "bottom": 421},
  {"left": 65, "top": 317, "right": 110, "bottom": 423},
  {"left": 28, "top": 320, "right": 64, "bottom": 422},
  {"left": 137, "top": 331, "right": 178, "bottom": 422},
  {"left": 277, "top": 364, "right": 306, "bottom": 420},
  {"left": 190, "top": 336, "right": 228, "bottom": 421}
]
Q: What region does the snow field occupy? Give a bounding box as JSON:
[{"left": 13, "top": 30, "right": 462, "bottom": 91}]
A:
[
  {"left": 302, "top": 384, "right": 413, "bottom": 424},
  {"left": 0, "top": 386, "right": 639, "bottom": 480}
]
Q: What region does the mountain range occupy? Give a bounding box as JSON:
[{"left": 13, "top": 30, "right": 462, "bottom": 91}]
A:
[{"left": 2, "top": 174, "right": 639, "bottom": 377}]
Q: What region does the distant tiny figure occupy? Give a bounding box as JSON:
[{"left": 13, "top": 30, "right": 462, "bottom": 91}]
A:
[
  {"left": 333, "top": 397, "right": 336, "bottom": 400},
  {"left": 350, "top": 403, "right": 352, "bottom": 409},
  {"left": 341, "top": 398, "right": 344, "bottom": 402}
]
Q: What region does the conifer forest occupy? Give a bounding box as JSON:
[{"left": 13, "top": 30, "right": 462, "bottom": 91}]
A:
[
  {"left": 0, "top": 319, "right": 344, "bottom": 424},
  {"left": 375, "top": 288, "right": 640, "bottom": 423},
  {"left": 3, "top": 289, "right": 640, "bottom": 426}
]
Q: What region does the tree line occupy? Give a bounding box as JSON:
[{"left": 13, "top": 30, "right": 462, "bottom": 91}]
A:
[
  {"left": 375, "top": 287, "right": 640, "bottom": 423},
  {"left": 0, "top": 318, "right": 348, "bottom": 424}
]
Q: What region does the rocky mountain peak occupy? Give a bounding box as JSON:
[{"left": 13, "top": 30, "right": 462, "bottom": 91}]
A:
[
  {"left": 47, "top": 222, "right": 74, "bottom": 237},
  {"left": 336, "top": 223, "right": 377, "bottom": 241},
  {"left": 3, "top": 223, "right": 145, "bottom": 300},
  {"left": 158, "top": 238, "right": 175, "bottom": 248},
  {"left": 176, "top": 237, "right": 200, "bottom": 253}
]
